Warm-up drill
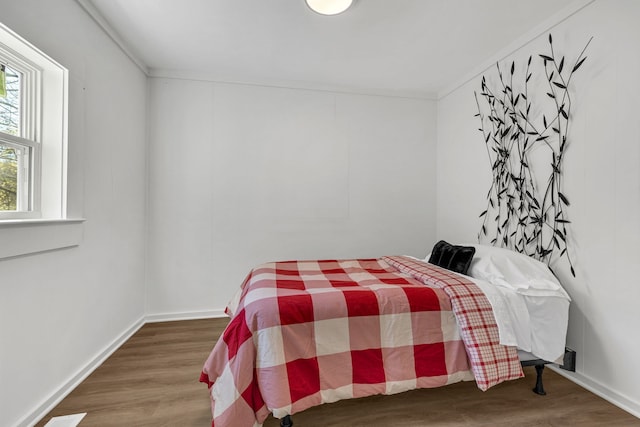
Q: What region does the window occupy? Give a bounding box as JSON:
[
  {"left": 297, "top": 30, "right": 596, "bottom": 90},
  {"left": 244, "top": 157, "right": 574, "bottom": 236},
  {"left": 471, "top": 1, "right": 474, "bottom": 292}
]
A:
[
  {"left": 1, "top": 63, "right": 38, "bottom": 215},
  {"left": 0, "top": 22, "right": 67, "bottom": 221}
]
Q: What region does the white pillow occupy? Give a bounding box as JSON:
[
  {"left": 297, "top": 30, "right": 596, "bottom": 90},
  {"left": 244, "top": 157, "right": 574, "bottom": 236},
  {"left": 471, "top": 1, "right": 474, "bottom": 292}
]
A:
[{"left": 466, "top": 244, "right": 570, "bottom": 300}]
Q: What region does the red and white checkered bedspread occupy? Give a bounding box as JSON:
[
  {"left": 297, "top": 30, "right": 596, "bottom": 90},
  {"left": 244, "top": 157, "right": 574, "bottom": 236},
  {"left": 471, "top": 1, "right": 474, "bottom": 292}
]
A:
[{"left": 200, "top": 256, "right": 523, "bottom": 427}]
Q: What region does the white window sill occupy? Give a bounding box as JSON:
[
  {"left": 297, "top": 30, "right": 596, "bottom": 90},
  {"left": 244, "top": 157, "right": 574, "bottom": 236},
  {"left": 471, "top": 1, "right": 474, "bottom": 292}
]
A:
[{"left": 0, "top": 218, "right": 85, "bottom": 260}]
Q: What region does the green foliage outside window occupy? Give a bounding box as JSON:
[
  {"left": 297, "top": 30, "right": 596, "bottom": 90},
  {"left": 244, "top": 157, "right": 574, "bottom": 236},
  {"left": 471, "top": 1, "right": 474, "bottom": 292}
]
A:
[
  {"left": 0, "top": 145, "right": 17, "bottom": 210},
  {"left": 1, "top": 65, "right": 19, "bottom": 211}
]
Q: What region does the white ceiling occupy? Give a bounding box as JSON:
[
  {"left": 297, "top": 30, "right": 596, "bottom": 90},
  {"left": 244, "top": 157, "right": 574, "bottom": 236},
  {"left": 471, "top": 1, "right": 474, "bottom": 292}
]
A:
[{"left": 85, "top": 0, "right": 583, "bottom": 98}]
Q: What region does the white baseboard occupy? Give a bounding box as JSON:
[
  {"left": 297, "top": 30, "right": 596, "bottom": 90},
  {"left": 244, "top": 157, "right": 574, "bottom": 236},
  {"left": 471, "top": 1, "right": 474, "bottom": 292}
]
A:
[
  {"left": 144, "top": 309, "right": 227, "bottom": 323},
  {"left": 19, "top": 310, "right": 227, "bottom": 427},
  {"left": 17, "top": 316, "right": 145, "bottom": 427},
  {"left": 549, "top": 366, "right": 640, "bottom": 419},
  {"left": 18, "top": 311, "right": 640, "bottom": 427}
]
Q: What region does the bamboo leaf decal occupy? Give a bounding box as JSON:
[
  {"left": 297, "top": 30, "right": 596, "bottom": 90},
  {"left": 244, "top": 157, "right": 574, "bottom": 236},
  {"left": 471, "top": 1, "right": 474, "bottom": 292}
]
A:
[
  {"left": 559, "top": 106, "right": 569, "bottom": 119},
  {"left": 474, "top": 33, "right": 591, "bottom": 277},
  {"left": 573, "top": 57, "right": 587, "bottom": 72}
]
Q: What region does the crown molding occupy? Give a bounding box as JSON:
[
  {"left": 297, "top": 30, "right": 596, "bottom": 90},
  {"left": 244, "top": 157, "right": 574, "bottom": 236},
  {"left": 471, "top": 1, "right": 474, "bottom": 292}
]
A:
[
  {"left": 75, "top": 0, "right": 433, "bottom": 100},
  {"left": 437, "top": 0, "right": 596, "bottom": 100},
  {"left": 149, "top": 68, "right": 437, "bottom": 100},
  {"left": 75, "top": 0, "right": 590, "bottom": 102},
  {"left": 75, "top": 0, "right": 149, "bottom": 75}
]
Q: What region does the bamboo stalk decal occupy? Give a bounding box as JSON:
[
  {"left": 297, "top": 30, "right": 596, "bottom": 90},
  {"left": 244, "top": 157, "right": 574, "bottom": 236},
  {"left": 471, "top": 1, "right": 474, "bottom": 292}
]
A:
[{"left": 475, "top": 34, "right": 592, "bottom": 277}]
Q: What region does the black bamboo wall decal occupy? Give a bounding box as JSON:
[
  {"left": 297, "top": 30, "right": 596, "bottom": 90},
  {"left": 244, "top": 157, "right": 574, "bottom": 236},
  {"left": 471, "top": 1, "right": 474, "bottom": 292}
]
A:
[{"left": 474, "top": 34, "right": 592, "bottom": 277}]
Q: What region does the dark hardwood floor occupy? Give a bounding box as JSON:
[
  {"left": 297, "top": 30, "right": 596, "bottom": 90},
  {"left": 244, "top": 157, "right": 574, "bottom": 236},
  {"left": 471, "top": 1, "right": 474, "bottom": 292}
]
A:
[{"left": 36, "top": 318, "right": 639, "bottom": 427}]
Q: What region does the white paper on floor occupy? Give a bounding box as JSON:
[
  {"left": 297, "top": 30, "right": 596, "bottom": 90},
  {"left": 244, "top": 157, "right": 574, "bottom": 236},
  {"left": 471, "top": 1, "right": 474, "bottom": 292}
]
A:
[{"left": 44, "top": 413, "right": 87, "bottom": 427}]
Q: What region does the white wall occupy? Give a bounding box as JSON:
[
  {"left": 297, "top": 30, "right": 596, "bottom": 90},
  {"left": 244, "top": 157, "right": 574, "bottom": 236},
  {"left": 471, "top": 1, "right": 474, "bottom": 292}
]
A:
[
  {"left": 0, "top": 1, "right": 147, "bottom": 426},
  {"left": 437, "top": 0, "right": 640, "bottom": 415},
  {"left": 8, "top": 0, "right": 638, "bottom": 424},
  {"left": 147, "top": 78, "right": 437, "bottom": 316}
]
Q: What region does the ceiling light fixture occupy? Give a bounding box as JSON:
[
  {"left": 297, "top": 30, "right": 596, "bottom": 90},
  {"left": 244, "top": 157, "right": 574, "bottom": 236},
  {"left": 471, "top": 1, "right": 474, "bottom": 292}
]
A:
[{"left": 305, "top": 0, "right": 353, "bottom": 16}]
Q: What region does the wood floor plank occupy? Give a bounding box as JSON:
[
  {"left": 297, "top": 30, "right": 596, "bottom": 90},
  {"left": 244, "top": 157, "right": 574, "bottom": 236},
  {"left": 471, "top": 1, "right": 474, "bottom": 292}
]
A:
[{"left": 35, "top": 318, "right": 639, "bottom": 426}]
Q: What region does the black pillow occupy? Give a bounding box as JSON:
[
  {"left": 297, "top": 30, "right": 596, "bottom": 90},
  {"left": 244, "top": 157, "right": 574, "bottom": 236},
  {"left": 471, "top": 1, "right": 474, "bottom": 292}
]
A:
[{"left": 428, "top": 240, "right": 475, "bottom": 275}]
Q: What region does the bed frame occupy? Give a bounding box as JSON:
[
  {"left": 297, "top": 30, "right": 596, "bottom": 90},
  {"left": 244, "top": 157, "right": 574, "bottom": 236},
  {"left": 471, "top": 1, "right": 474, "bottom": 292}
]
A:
[
  {"left": 521, "top": 359, "right": 550, "bottom": 396},
  {"left": 277, "top": 363, "right": 546, "bottom": 427},
  {"left": 523, "top": 347, "right": 576, "bottom": 396},
  {"left": 278, "top": 348, "right": 576, "bottom": 427}
]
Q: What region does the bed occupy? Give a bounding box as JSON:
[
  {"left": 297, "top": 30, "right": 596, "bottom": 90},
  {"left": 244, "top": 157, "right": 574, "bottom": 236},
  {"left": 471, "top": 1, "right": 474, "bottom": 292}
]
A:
[{"left": 200, "top": 243, "right": 571, "bottom": 427}]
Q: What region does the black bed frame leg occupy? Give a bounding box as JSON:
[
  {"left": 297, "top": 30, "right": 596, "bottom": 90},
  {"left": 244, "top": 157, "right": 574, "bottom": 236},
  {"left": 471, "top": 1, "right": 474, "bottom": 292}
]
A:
[
  {"left": 533, "top": 364, "right": 546, "bottom": 395},
  {"left": 280, "top": 415, "right": 293, "bottom": 427}
]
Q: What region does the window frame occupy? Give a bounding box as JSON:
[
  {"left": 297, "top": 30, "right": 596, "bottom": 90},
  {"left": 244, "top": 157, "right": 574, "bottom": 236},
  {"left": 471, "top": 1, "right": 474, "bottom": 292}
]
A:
[
  {"left": 0, "top": 134, "right": 40, "bottom": 215},
  {"left": 0, "top": 22, "right": 67, "bottom": 221}
]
